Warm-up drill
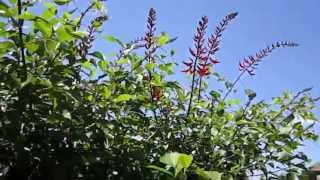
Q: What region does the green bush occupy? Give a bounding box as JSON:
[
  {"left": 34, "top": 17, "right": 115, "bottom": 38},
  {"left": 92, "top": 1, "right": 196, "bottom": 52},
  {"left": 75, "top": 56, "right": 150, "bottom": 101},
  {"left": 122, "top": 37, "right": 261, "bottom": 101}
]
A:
[{"left": 0, "top": 0, "right": 318, "bottom": 179}]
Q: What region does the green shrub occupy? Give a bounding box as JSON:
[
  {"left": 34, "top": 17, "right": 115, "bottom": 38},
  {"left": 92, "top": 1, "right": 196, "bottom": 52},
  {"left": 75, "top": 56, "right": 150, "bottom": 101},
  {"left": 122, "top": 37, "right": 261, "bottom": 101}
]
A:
[{"left": 0, "top": 0, "right": 318, "bottom": 179}]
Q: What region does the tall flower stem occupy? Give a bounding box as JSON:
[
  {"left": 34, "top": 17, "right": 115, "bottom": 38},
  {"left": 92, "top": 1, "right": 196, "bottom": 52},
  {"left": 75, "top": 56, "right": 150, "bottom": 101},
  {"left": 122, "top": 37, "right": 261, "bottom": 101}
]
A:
[
  {"left": 223, "top": 41, "right": 298, "bottom": 100},
  {"left": 184, "top": 16, "right": 208, "bottom": 118},
  {"left": 144, "top": 8, "right": 159, "bottom": 121},
  {"left": 197, "top": 12, "right": 238, "bottom": 102},
  {"left": 186, "top": 57, "right": 199, "bottom": 117},
  {"left": 222, "top": 70, "right": 245, "bottom": 101},
  {"left": 197, "top": 77, "right": 203, "bottom": 102},
  {"left": 17, "top": 0, "right": 26, "bottom": 80}
]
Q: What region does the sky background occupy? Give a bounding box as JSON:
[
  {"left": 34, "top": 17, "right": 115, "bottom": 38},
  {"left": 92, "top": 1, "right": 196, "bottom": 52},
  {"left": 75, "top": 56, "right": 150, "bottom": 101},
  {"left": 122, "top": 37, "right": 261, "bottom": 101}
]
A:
[{"left": 95, "top": 0, "right": 320, "bottom": 165}]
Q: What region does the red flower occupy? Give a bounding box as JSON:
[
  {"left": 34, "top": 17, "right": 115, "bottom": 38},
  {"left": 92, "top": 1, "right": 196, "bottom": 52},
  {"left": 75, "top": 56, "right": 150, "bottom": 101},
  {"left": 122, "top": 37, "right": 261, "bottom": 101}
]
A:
[
  {"left": 152, "top": 87, "right": 162, "bottom": 101},
  {"left": 197, "top": 66, "right": 210, "bottom": 76}
]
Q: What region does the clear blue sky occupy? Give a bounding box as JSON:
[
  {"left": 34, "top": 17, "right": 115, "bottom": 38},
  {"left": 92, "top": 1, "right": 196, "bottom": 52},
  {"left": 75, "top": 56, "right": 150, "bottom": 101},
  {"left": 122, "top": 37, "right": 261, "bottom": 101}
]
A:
[{"left": 96, "top": 0, "right": 320, "bottom": 163}]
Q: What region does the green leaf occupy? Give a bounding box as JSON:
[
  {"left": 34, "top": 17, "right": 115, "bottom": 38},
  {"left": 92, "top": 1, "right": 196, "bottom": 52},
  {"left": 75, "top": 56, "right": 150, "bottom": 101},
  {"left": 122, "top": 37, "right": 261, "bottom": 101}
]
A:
[
  {"left": 62, "top": 110, "right": 71, "bottom": 119},
  {"left": 0, "top": 1, "right": 9, "bottom": 17},
  {"left": 34, "top": 19, "right": 52, "bottom": 37},
  {"left": 45, "top": 39, "right": 58, "bottom": 52},
  {"left": 54, "top": 0, "right": 71, "bottom": 5},
  {"left": 93, "top": 0, "right": 104, "bottom": 10},
  {"left": 104, "top": 35, "right": 117, "bottom": 43},
  {"left": 102, "top": 87, "right": 111, "bottom": 99},
  {"left": 151, "top": 73, "right": 162, "bottom": 86},
  {"left": 69, "top": 30, "right": 88, "bottom": 38},
  {"left": 210, "top": 90, "right": 221, "bottom": 100},
  {"left": 145, "top": 62, "right": 155, "bottom": 71},
  {"left": 273, "top": 97, "right": 282, "bottom": 105},
  {"left": 113, "top": 94, "right": 134, "bottom": 103},
  {"left": 146, "top": 165, "right": 174, "bottom": 177},
  {"left": 25, "top": 41, "right": 39, "bottom": 53},
  {"left": 160, "top": 152, "right": 193, "bottom": 177},
  {"left": 9, "top": 0, "right": 17, "bottom": 5},
  {"left": 104, "top": 35, "right": 124, "bottom": 47},
  {"left": 81, "top": 61, "right": 91, "bottom": 70},
  {"left": 159, "top": 63, "right": 174, "bottom": 74},
  {"left": 43, "top": 3, "right": 57, "bottom": 19},
  {"left": 226, "top": 98, "right": 241, "bottom": 106},
  {"left": 90, "top": 51, "right": 105, "bottom": 61},
  {"left": 158, "top": 33, "right": 169, "bottom": 46},
  {"left": 98, "top": 60, "right": 108, "bottom": 72},
  {"left": 118, "top": 58, "right": 129, "bottom": 65},
  {"left": 19, "top": 11, "right": 35, "bottom": 20},
  {"left": 0, "top": 41, "right": 15, "bottom": 54},
  {"left": 56, "top": 26, "right": 74, "bottom": 42},
  {"left": 225, "top": 113, "right": 234, "bottom": 121},
  {"left": 196, "top": 168, "right": 222, "bottom": 180}
]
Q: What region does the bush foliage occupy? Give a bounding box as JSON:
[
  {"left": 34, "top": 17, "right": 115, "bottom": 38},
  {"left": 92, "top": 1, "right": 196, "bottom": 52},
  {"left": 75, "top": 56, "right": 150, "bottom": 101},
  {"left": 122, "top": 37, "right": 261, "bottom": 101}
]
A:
[{"left": 0, "top": 0, "right": 318, "bottom": 179}]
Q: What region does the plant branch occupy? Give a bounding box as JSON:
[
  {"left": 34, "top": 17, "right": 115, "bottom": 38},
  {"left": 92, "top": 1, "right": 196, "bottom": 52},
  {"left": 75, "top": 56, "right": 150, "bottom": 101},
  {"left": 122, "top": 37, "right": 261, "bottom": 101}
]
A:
[
  {"left": 269, "top": 87, "right": 313, "bottom": 122},
  {"left": 186, "top": 57, "right": 199, "bottom": 118},
  {"left": 222, "top": 70, "right": 245, "bottom": 101},
  {"left": 223, "top": 41, "right": 298, "bottom": 101},
  {"left": 17, "top": 0, "right": 26, "bottom": 80},
  {"left": 76, "top": 2, "right": 95, "bottom": 29}
]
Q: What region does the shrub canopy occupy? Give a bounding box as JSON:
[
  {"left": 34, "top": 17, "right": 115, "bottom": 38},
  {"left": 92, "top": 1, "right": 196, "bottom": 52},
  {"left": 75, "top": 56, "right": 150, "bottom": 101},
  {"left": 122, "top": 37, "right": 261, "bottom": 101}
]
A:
[{"left": 0, "top": 0, "right": 318, "bottom": 179}]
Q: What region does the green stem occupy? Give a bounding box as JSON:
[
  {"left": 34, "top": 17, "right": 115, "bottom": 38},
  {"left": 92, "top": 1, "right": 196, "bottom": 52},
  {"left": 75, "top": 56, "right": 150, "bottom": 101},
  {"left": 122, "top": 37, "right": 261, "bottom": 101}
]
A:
[
  {"left": 222, "top": 70, "right": 245, "bottom": 101},
  {"left": 186, "top": 57, "right": 198, "bottom": 118},
  {"left": 17, "top": 0, "right": 26, "bottom": 80},
  {"left": 197, "top": 77, "right": 203, "bottom": 102}
]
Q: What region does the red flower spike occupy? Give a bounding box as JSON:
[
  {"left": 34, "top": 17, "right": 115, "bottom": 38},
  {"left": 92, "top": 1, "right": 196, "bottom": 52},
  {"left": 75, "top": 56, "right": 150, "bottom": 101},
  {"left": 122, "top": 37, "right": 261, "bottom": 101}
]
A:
[
  {"left": 182, "top": 16, "right": 209, "bottom": 75},
  {"left": 144, "top": 8, "right": 157, "bottom": 63},
  {"left": 195, "top": 12, "right": 238, "bottom": 78},
  {"left": 239, "top": 41, "right": 298, "bottom": 76}
]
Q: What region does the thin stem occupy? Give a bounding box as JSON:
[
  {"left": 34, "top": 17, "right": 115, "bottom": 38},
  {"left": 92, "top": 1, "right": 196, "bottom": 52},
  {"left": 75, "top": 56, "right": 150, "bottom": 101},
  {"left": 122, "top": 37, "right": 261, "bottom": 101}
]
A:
[
  {"left": 222, "top": 70, "right": 245, "bottom": 101},
  {"left": 45, "top": 50, "right": 61, "bottom": 73},
  {"left": 269, "top": 87, "right": 312, "bottom": 122},
  {"left": 186, "top": 57, "right": 199, "bottom": 118},
  {"left": 17, "top": 0, "right": 26, "bottom": 80},
  {"left": 147, "top": 70, "right": 158, "bottom": 122},
  {"left": 76, "top": 2, "right": 95, "bottom": 29},
  {"left": 197, "top": 76, "right": 203, "bottom": 102}
]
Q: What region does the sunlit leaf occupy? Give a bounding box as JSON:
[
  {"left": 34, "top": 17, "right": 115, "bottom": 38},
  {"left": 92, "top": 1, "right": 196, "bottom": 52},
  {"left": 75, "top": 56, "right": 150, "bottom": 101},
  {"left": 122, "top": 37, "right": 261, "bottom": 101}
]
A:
[
  {"left": 113, "top": 94, "right": 134, "bottom": 103},
  {"left": 34, "top": 19, "right": 52, "bottom": 37},
  {"left": 196, "top": 168, "right": 222, "bottom": 180}
]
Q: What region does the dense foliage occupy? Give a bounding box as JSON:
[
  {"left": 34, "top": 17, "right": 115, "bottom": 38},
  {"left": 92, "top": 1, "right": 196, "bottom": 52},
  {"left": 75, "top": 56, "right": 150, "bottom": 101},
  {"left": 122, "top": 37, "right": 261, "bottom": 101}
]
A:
[{"left": 0, "top": 0, "right": 318, "bottom": 179}]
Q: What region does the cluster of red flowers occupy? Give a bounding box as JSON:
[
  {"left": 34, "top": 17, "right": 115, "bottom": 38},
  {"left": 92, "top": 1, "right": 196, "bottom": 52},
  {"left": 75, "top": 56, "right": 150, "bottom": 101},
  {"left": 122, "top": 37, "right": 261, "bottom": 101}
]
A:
[
  {"left": 182, "top": 16, "right": 208, "bottom": 76},
  {"left": 239, "top": 41, "right": 298, "bottom": 76},
  {"left": 182, "top": 13, "right": 238, "bottom": 77}
]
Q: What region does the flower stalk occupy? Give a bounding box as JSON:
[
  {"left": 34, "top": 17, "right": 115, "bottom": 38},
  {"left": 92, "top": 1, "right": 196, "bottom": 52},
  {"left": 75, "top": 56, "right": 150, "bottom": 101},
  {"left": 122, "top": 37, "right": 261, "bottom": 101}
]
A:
[
  {"left": 184, "top": 16, "right": 208, "bottom": 118},
  {"left": 197, "top": 12, "right": 238, "bottom": 101},
  {"left": 144, "top": 8, "right": 160, "bottom": 120},
  {"left": 223, "top": 41, "right": 298, "bottom": 100}
]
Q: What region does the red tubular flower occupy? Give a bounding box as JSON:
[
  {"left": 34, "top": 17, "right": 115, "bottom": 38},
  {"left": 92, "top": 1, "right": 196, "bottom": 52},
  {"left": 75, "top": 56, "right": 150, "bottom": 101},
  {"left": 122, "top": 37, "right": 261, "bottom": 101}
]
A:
[
  {"left": 182, "top": 16, "right": 208, "bottom": 74},
  {"left": 239, "top": 41, "right": 298, "bottom": 76},
  {"left": 197, "top": 12, "right": 238, "bottom": 77}
]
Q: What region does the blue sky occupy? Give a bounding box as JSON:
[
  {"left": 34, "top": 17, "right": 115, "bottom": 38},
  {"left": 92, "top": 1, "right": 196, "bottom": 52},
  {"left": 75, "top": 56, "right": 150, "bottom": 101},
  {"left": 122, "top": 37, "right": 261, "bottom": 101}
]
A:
[{"left": 97, "top": 0, "right": 320, "bottom": 164}]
